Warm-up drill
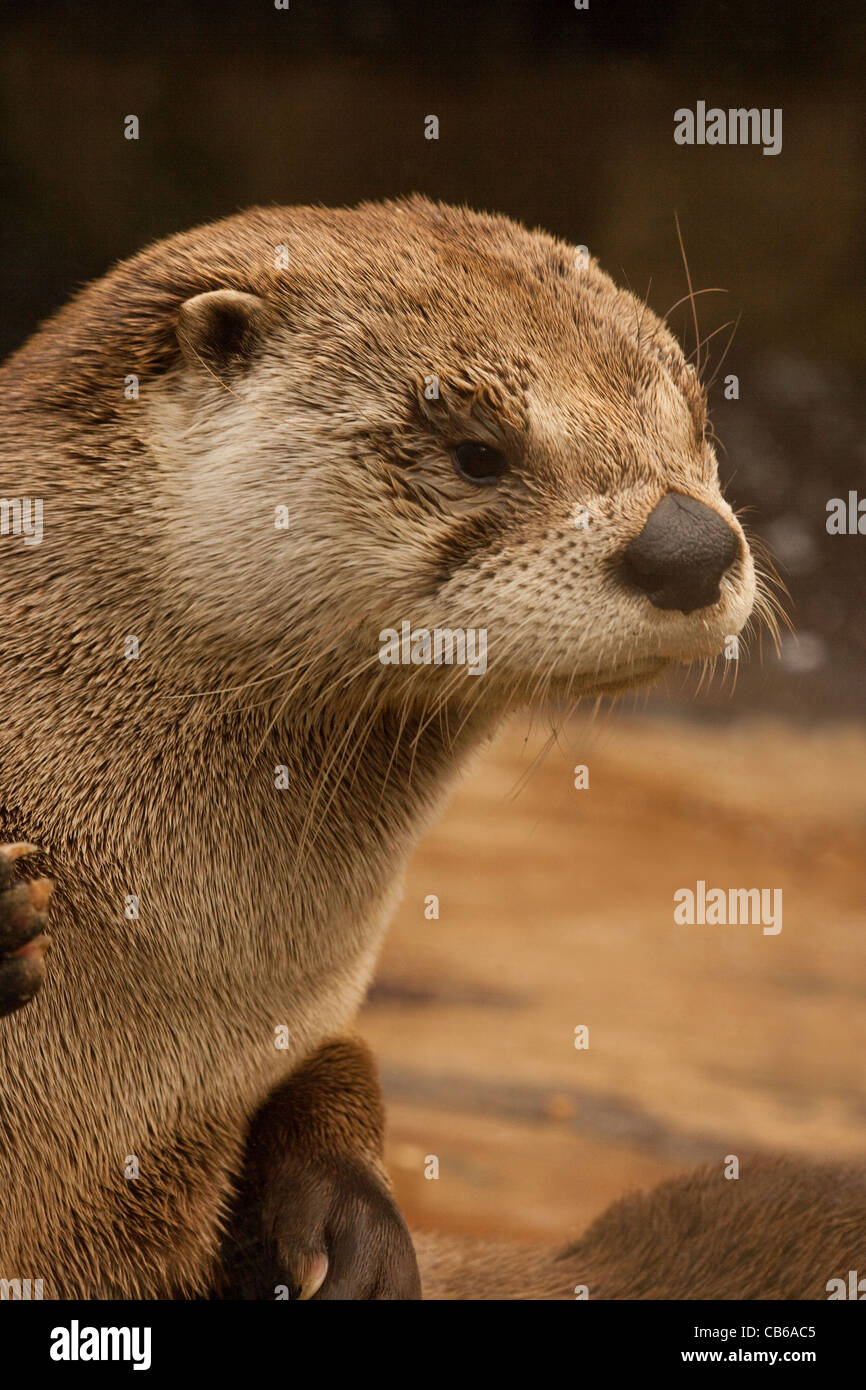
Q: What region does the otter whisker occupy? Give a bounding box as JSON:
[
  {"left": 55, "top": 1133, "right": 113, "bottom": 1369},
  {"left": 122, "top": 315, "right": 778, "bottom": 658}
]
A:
[
  {"left": 704, "top": 309, "right": 743, "bottom": 395},
  {"left": 505, "top": 724, "right": 560, "bottom": 805},
  {"left": 673, "top": 212, "right": 703, "bottom": 378},
  {"left": 291, "top": 678, "right": 384, "bottom": 877},
  {"left": 686, "top": 318, "right": 736, "bottom": 372},
  {"left": 659, "top": 286, "right": 729, "bottom": 327}
]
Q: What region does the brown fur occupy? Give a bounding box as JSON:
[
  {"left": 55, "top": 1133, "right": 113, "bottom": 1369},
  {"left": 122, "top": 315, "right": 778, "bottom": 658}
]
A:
[
  {"left": 416, "top": 1156, "right": 866, "bottom": 1300},
  {"left": 217, "top": 1037, "right": 419, "bottom": 1299},
  {"left": 0, "top": 198, "right": 755, "bottom": 1295}
]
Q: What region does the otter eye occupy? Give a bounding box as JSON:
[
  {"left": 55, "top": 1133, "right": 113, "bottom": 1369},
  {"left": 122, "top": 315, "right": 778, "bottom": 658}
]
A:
[{"left": 452, "top": 442, "right": 508, "bottom": 485}]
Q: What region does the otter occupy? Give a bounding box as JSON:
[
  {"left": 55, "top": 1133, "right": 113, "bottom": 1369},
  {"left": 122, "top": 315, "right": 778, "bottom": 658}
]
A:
[
  {"left": 415, "top": 1155, "right": 866, "bottom": 1299},
  {"left": 0, "top": 197, "right": 756, "bottom": 1297}
]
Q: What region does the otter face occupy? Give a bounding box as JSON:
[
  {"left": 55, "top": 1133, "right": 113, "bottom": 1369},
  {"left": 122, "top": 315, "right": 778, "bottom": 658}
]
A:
[{"left": 155, "top": 199, "right": 757, "bottom": 710}]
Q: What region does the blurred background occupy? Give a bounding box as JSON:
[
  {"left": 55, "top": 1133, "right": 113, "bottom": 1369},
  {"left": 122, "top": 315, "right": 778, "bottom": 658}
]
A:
[{"left": 2, "top": 0, "right": 864, "bottom": 1250}]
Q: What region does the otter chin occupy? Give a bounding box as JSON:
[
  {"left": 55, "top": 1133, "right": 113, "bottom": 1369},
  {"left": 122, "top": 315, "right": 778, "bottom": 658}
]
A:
[
  {"left": 571, "top": 658, "right": 673, "bottom": 698},
  {"left": 0, "top": 196, "right": 760, "bottom": 1298}
]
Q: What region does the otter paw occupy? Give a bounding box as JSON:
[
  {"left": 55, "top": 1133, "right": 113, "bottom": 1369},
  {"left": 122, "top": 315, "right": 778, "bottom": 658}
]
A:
[
  {"left": 273, "top": 1157, "right": 421, "bottom": 1301},
  {"left": 0, "top": 843, "right": 54, "bottom": 1018},
  {"left": 229, "top": 1155, "right": 422, "bottom": 1301}
]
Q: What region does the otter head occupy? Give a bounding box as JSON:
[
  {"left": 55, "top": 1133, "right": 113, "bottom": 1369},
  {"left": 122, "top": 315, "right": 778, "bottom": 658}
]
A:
[{"left": 151, "top": 198, "right": 756, "bottom": 715}]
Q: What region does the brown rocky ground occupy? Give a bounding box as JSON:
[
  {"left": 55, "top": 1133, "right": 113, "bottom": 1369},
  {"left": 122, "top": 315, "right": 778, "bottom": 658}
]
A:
[{"left": 360, "top": 711, "right": 866, "bottom": 1245}]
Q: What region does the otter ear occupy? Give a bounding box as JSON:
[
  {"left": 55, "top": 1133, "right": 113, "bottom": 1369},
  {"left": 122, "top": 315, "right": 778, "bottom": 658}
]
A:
[{"left": 176, "top": 289, "right": 271, "bottom": 371}]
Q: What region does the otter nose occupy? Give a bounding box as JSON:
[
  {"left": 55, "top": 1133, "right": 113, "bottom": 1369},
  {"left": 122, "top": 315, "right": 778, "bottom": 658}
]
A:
[{"left": 622, "top": 493, "right": 740, "bottom": 614}]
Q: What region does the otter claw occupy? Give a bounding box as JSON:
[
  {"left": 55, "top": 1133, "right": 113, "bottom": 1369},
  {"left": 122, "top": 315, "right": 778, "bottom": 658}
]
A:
[
  {"left": 296, "top": 1252, "right": 329, "bottom": 1300},
  {"left": 0, "top": 841, "right": 41, "bottom": 883},
  {"left": 0, "top": 844, "right": 55, "bottom": 1018}
]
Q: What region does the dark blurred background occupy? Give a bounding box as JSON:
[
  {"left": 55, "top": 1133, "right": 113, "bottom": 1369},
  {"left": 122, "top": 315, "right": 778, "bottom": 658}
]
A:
[{"left": 1, "top": 0, "right": 864, "bottom": 715}]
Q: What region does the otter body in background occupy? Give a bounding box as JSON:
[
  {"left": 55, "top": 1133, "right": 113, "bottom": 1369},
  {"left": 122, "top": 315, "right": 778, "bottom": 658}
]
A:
[
  {"left": 0, "top": 198, "right": 756, "bottom": 1296},
  {"left": 417, "top": 1156, "right": 866, "bottom": 1300}
]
